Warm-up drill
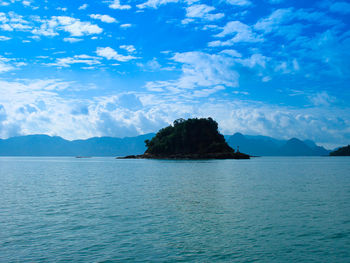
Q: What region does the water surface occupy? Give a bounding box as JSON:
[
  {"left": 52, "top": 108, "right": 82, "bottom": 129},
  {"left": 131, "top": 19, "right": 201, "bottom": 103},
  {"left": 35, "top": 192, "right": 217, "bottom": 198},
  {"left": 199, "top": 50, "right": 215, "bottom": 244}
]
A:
[{"left": 0, "top": 157, "right": 349, "bottom": 262}]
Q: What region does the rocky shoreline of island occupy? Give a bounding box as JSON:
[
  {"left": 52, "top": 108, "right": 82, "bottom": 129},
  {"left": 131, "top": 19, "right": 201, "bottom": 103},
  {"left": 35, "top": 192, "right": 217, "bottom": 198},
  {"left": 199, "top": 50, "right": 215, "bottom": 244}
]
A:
[{"left": 117, "top": 151, "right": 250, "bottom": 160}]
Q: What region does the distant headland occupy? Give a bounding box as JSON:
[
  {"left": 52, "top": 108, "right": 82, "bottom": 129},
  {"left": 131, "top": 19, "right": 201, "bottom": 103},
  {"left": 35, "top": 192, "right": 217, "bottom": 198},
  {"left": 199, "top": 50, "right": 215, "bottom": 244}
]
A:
[
  {"left": 330, "top": 145, "right": 350, "bottom": 156},
  {"left": 118, "top": 118, "right": 250, "bottom": 159}
]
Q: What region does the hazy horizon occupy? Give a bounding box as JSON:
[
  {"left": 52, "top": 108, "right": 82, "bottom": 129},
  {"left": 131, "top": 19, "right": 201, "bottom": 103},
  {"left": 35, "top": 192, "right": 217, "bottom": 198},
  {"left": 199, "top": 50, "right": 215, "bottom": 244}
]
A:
[{"left": 0, "top": 0, "right": 349, "bottom": 149}]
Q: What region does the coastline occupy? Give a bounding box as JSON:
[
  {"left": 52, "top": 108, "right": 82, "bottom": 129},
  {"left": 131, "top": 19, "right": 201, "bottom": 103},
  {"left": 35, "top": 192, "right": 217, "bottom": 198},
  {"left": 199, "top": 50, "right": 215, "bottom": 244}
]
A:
[{"left": 117, "top": 152, "right": 250, "bottom": 160}]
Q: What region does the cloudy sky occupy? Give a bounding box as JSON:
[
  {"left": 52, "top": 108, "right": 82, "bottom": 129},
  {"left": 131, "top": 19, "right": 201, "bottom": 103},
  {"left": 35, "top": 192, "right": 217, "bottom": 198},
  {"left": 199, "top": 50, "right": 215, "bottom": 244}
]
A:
[{"left": 0, "top": 0, "right": 349, "bottom": 148}]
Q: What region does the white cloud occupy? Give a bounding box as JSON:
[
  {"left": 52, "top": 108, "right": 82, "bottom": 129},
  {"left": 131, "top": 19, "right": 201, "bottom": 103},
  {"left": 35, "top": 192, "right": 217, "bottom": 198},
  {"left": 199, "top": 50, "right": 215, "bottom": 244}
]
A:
[
  {"left": 120, "top": 45, "right": 136, "bottom": 53},
  {"left": 0, "top": 0, "right": 34, "bottom": 6},
  {"left": 63, "top": 37, "right": 83, "bottom": 43},
  {"left": 56, "top": 7, "right": 67, "bottom": 12},
  {"left": 223, "top": 0, "right": 252, "bottom": 6},
  {"left": 301, "top": 30, "right": 350, "bottom": 77},
  {"left": 108, "top": 0, "right": 131, "bottom": 10},
  {"left": 0, "top": 79, "right": 72, "bottom": 104},
  {"left": 47, "top": 55, "right": 101, "bottom": 68},
  {"left": 137, "top": 0, "right": 179, "bottom": 9},
  {"left": 137, "top": 58, "right": 168, "bottom": 71},
  {"left": 309, "top": 91, "right": 336, "bottom": 107},
  {"left": 96, "top": 47, "right": 137, "bottom": 62},
  {"left": 262, "top": 76, "right": 271, "bottom": 82},
  {"left": 215, "top": 21, "right": 250, "bottom": 38},
  {"left": 192, "top": 85, "right": 225, "bottom": 97},
  {"left": 181, "top": 18, "right": 194, "bottom": 25},
  {"left": 173, "top": 51, "right": 239, "bottom": 88},
  {"left": 198, "top": 102, "right": 350, "bottom": 148},
  {"left": 0, "top": 61, "right": 14, "bottom": 73},
  {"left": 0, "top": 79, "right": 95, "bottom": 139},
  {"left": 146, "top": 58, "right": 162, "bottom": 71},
  {"left": 254, "top": 8, "right": 293, "bottom": 33},
  {"left": 143, "top": 50, "right": 275, "bottom": 98},
  {"left": 329, "top": 1, "right": 350, "bottom": 14},
  {"left": 29, "top": 35, "right": 40, "bottom": 40},
  {"left": 144, "top": 51, "right": 240, "bottom": 96},
  {"left": 96, "top": 47, "right": 119, "bottom": 60},
  {"left": 219, "top": 49, "right": 242, "bottom": 57},
  {"left": 0, "top": 79, "right": 168, "bottom": 139},
  {"left": 0, "top": 56, "right": 26, "bottom": 73},
  {"left": 184, "top": 4, "right": 224, "bottom": 23},
  {"left": 202, "top": 24, "right": 220, "bottom": 31},
  {"left": 33, "top": 16, "right": 103, "bottom": 37},
  {"left": 120, "top": 23, "right": 132, "bottom": 28},
  {"left": 0, "top": 11, "right": 32, "bottom": 32},
  {"left": 89, "top": 14, "right": 117, "bottom": 23},
  {"left": 273, "top": 58, "right": 301, "bottom": 74},
  {"left": 254, "top": 8, "right": 338, "bottom": 38},
  {"left": 274, "top": 61, "right": 288, "bottom": 73},
  {"left": 0, "top": 36, "right": 11, "bottom": 41},
  {"left": 268, "top": 0, "right": 284, "bottom": 3},
  {"left": 209, "top": 21, "right": 263, "bottom": 46},
  {"left": 22, "top": 0, "right": 31, "bottom": 6},
  {"left": 293, "top": 59, "right": 300, "bottom": 71},
  {"left": 0, "top": 78, "right": 348, "bottom": 147},
  {"left": 78, "top": 4, "right": 88, "bottom": 10},
  {"left": 55, "top": 16, "right": 103, "bottom": 36},
  {"left": 235, "top": 53, "right": 269, "bottom": 68},
  {"left": 144, "top": 81, "right": 166, "bottom": 92}
]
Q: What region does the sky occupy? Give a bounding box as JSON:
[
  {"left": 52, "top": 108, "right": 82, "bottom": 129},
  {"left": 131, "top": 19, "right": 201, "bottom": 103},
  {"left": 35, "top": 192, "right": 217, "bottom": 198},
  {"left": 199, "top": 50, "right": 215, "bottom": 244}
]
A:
[{"left": 0, "top": 0, "right": 349, "bottom": 148}]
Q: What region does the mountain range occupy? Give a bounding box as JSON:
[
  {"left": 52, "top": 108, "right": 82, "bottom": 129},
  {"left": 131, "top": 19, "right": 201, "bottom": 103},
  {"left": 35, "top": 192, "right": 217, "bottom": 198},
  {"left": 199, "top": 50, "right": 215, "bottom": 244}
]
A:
[
  {"left": 0, "top": 134, "right": 154, "bottom": 156},
  {"left": 226, "top": 133, "right": 330, "bottom": 156},
  {"left": 0, "top": 133, "right": 330, "bottom": 156}
]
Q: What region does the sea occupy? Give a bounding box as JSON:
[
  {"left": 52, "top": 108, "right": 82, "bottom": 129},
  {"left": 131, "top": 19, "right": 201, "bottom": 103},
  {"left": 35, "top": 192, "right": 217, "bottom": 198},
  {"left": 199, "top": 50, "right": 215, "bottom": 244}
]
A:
[{"left": 0, "top": 157, "right": 349, "bottom": 262}]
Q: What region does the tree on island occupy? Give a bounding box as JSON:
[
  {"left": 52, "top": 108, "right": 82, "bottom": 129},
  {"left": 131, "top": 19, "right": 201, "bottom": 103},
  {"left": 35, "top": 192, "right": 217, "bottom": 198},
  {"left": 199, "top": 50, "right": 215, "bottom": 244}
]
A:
[
  {"left": 330, "top": 145, "right": 350, "bottom": 156},
  {"left": 145, "top": 117, "right": 233, "bottom": 155},
  {"left": 119, "top": 117, "right": 249, "bottom": 159}
]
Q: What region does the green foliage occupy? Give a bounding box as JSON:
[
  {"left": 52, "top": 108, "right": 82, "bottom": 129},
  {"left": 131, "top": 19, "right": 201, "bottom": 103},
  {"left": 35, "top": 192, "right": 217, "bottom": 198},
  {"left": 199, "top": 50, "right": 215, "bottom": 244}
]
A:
[{"left": 144, "top": 117, "right": 234, "bottom": 155}]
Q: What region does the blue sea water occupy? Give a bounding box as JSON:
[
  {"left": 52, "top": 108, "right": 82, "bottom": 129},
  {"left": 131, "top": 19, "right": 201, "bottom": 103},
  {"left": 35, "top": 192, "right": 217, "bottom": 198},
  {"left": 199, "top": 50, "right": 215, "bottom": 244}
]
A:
[{"left": 0, "top": 157, "right": 349, "bottom": 262}]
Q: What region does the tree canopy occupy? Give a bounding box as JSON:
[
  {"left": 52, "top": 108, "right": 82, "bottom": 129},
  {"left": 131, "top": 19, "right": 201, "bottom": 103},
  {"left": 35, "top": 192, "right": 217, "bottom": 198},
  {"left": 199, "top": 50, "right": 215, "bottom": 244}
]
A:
[{"left": 144, "top": 117, "right": 235, "bottom": 155}]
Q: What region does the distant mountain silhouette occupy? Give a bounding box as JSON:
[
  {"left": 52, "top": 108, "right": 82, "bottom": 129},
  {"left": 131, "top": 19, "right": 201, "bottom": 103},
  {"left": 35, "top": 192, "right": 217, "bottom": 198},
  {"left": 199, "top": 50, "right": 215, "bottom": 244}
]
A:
[
  {"left": 0, "top": 134, "right": 154, "bottom": 156},
  {"left": 227, "top": 133, "right": 283, "bottom": 156},
  {"left": 227, "top": 133, "right": 330, "bottom": 156},
  {"left": 0, "top": 132, "right": 331, "bottom": 156},
  {"left": 279, "top": 138, "right": 318, "bottom": 156}
]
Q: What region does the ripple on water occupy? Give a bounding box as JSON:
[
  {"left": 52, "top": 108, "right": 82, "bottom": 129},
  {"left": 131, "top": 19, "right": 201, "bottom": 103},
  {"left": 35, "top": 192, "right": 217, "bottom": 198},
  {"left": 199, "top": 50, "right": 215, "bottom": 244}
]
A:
[{"left": 0, "top": 157, "right": 349, "bottom": 262}]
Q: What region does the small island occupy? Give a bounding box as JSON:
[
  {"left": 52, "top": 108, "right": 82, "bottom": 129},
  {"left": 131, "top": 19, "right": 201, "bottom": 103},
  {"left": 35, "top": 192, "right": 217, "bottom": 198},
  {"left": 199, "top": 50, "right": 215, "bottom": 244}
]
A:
[
  {"left": 118, "top": 117, "right": 249, "bottom": 159},
  {"left": 330, "top": 145, "right": 350, "bottom": 156}
]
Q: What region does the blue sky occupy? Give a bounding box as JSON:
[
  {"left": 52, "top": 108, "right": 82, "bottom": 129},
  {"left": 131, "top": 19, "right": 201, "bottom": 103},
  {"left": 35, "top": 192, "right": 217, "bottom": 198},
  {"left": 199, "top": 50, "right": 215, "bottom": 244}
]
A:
[{"left": 0, "top": 0, "right": 349, "bottom": 148}]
